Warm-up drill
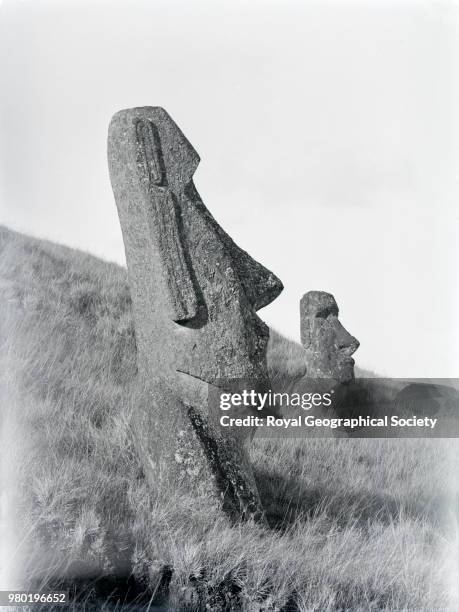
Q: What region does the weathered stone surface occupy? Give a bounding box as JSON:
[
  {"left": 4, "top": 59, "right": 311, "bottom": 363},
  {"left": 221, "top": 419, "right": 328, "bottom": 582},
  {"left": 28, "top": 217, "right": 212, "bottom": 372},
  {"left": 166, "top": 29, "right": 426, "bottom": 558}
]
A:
[
  {"left": 300, "top": 291, "right": 359, "bottom": 383},
  {"left": 108, "top": 107, "right": 283, "bottom": 521}
]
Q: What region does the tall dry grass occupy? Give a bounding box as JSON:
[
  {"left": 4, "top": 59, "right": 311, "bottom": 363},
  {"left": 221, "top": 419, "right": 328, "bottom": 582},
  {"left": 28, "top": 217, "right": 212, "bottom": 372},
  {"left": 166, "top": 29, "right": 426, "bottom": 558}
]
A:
[{"left": 0, "top": 226, "right": 457, "bottom": 611}]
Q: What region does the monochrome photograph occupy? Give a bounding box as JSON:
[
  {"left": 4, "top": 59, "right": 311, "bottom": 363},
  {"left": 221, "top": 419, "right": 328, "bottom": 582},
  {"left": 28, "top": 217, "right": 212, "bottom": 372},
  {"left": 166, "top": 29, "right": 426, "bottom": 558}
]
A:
[{"left": 0, "top": 1, "right": 458, "bottom": 610}]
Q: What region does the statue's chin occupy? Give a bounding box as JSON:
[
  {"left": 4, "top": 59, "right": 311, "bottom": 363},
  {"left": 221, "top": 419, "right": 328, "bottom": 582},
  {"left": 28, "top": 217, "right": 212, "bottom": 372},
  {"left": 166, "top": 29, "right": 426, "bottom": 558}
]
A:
[{"left": 335, "top": 361, "right": 355, "bottom": 384}]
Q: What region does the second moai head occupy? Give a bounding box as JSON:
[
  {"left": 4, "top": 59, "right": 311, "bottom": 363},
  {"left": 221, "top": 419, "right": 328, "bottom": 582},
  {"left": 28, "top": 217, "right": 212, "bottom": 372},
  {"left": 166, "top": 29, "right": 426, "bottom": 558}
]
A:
[{"left": 300, "top": 291, "right": 359, "bottom": 383}]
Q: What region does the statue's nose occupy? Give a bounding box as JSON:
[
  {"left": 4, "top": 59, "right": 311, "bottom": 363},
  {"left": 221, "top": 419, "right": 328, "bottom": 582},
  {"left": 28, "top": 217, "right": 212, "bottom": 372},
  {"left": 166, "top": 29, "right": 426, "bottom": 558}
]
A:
[{"left": 334, "top": 320, "right": 359, "bottom": 355}]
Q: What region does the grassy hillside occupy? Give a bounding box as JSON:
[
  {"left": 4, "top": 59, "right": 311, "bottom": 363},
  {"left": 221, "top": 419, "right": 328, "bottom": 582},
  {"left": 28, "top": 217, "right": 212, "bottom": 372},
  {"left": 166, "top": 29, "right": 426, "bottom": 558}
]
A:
[{"left": 1, "top": 226, "right": 457, "bottom": 611}]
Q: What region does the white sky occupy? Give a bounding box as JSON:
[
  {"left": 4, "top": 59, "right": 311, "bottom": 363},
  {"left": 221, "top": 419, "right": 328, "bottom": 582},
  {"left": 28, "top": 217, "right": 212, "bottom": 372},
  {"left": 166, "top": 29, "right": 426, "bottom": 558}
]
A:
[{"left": 0, "top": 0, "right": 458, "bottom": 377}]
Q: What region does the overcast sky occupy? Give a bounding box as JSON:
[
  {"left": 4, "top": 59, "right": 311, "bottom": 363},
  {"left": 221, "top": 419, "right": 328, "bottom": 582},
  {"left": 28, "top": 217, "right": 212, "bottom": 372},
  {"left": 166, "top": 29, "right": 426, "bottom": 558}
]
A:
[{"left": 0, "top": 0, "right": 458, "bottom": 377}]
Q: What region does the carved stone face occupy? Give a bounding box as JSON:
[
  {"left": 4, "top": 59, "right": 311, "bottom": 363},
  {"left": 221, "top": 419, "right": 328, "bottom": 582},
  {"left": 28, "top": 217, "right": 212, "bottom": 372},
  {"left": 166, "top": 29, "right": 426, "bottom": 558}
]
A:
[
  {"left": 108, "top": 107, "right": 283, "bottom": 394},
  {"left": 177, "top": 185, "right": 284, "bottom": 388},
  {"left": 108, "top": 107, "right": 282, "bottom": 522},
  {"left": 300, "top": 291, "right": 359, "bottom": 383}
]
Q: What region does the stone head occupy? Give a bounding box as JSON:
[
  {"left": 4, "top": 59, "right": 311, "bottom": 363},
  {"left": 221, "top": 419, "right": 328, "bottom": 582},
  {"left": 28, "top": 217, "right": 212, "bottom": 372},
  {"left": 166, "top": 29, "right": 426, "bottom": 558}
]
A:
[
  {"left": 300, "top": 291, "right": 359, "bottom": 383},
  {"left": 108, "top": 107, "right": 283, "bottom": 394}
]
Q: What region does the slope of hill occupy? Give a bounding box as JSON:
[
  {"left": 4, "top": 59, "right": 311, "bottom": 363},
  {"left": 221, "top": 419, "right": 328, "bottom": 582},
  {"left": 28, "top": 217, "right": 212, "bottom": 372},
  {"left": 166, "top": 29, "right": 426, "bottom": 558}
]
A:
[{"left": 0, "top": 226, "right": 457, "bottom": 611}]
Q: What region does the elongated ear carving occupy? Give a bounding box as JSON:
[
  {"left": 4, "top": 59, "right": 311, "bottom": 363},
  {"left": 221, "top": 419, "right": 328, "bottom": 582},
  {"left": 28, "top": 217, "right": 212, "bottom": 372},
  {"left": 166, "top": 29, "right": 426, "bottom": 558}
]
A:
[{"left": 134, "top": 118, "right": 198, "bottom": 322}]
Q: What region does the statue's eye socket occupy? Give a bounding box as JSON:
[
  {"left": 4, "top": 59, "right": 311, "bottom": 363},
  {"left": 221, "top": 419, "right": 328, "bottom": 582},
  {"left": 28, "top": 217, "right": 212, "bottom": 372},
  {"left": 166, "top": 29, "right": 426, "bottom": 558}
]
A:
[{"left": 315, "top": 307, "right": 338, "bottom": 319}]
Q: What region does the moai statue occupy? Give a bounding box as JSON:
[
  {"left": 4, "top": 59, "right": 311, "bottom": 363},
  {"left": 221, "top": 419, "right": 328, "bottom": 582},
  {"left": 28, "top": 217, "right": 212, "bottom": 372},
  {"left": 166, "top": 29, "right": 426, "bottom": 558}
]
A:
[
  {"left": 108, "top": 107, "right": 283, "bottom": 522},
  {"left": 300, "top": 291, "right": 359, "bottom": 383}
]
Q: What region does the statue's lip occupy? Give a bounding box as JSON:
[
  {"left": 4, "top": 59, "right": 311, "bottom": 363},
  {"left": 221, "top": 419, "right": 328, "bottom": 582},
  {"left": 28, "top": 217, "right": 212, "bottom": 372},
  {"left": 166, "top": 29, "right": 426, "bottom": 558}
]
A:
[
  {"left": 340, "top": 345, "right": 359, "bottom": 358},
  {"left": 177, "top": 369, "right": 227, "bottom": 383},
  {"left": 177, "top": 369, "right": 201, "bottom": 378},
  {"left": 176, "top": 370, "right": 268, "bottom": 393},
  {"left": 176, "top": 369, "right": 212, "bottom": 384},
  {"left": 176, "top": 369, "right": 228, "bottom": 392}
]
